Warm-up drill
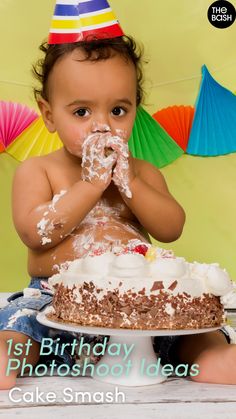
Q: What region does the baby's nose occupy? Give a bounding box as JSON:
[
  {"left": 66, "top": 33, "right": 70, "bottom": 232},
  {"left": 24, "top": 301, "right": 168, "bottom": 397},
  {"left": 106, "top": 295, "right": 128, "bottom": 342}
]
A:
[{"left": 91, "top": 121, "right": 111, "bottom": 133}]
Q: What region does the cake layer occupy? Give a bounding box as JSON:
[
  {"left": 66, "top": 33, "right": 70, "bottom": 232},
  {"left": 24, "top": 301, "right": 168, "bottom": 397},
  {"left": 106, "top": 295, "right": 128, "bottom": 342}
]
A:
[
  {"left": 48, "top": 282, "right": 225, "bottom": 329},
  {"left": 47, "top": 246, "right": 234, "bottom": 330}
]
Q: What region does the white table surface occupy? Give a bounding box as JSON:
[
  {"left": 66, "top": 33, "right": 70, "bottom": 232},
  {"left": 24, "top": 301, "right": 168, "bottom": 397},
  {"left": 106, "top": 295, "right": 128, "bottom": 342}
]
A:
[{"left": 1, "top": 293, "right": 236, "bottom": 419}]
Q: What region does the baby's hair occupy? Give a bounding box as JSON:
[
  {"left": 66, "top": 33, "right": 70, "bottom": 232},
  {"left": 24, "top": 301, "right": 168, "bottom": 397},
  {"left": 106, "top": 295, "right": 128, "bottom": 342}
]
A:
[{"left": 32, "top": 35, "right": 145, "bottom": 106}]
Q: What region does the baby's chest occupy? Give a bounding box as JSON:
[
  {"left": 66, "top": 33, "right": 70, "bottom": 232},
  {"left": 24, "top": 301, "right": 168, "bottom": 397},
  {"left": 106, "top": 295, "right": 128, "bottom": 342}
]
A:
[{"left": 47, "top": 164, "right": 135, "bottom": 221}]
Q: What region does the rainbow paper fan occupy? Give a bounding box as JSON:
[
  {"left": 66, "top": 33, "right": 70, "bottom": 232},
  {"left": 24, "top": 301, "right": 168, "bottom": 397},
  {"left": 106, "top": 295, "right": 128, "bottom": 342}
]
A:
[
  {"left": 187, "top": 65, "right": 236, "bottom": 156},
  {"left": 6, "top": 105, "right": 183, "bottom": 167},
  {"left": 6, "top": 116, "right": 63, "bottom": 161},
  {"left": 0, "top": 101, "right": 38, "bottom": 152},
  {"left": 129, "top": 106, "right": 184, "bottom": 168},
  {"left": 152, "top": 105, "right": 194, "bottom": 151}
]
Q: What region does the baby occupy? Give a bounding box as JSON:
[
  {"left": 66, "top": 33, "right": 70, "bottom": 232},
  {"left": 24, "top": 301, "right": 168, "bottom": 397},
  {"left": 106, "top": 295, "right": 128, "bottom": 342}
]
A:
[{"left": 0, "top": 36, "right": 235, "bottom": 389}]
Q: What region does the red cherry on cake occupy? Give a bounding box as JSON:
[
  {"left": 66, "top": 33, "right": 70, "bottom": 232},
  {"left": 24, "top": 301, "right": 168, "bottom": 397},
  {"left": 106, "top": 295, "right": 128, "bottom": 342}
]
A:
[{"left": 133, "top": 244, "right": 149, "bottom": 256}]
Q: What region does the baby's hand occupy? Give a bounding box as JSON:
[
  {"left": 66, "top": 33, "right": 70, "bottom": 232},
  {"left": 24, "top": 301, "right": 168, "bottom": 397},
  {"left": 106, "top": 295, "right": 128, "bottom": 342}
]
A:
[
  {"left": 81, "top": 133, "right": 117, "bottom": 192},
  {"left": 106, "top": 136, "right": 135, "bottom": 199}
]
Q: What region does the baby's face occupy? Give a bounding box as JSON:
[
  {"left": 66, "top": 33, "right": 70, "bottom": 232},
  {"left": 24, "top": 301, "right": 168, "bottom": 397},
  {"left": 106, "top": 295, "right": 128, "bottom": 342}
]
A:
[{"left": 40, "top": 48, "right": 137, "bottom": 158}]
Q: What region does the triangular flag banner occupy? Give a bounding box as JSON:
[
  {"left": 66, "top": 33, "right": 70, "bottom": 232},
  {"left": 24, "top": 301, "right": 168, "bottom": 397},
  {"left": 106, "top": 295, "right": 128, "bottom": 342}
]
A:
[
  {"left": 129, "top": 107, "right": 184, "bottom": 168},
  {"left": 48, "top": 0, "right": 124, "bottom": 44},
  {"left": 0, "top": 101, "right": 38, "bottom": 151},
  {"left": 6, "top": 105, "right": 184, "bottom": 167},
  {"left": 6, "top": 117, "right": 63, "bottom": 161},
  {"left": 152, "top": 105, "right": 194, "bottom": 151},
  {"left": 187, "top": 65, "right": 236, "bottom": 156}
]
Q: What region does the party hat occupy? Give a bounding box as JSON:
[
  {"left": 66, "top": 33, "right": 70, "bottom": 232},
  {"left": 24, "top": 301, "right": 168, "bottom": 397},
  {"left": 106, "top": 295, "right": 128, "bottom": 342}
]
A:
[{"left": 48, "top": 0, "right": 124, "bottom": 44}]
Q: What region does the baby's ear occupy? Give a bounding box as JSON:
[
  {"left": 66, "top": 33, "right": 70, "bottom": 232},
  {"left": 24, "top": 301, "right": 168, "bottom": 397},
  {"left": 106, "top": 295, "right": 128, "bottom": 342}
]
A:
[{"left": 37, "top": 98, "right": 56, "bottom": 133}]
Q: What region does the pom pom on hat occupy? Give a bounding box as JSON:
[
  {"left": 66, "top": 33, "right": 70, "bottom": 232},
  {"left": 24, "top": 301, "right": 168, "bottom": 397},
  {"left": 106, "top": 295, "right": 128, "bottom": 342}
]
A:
[{"left": 48, "top": 0, "right": 124, "bottom": 44}]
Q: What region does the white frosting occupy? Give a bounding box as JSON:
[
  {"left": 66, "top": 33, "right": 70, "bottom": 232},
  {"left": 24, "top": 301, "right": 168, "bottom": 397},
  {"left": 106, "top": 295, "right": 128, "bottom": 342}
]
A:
[
  {"left": 49, "top": 190, "right": 67, "bottom": 212},
  {"left": 23, "top": 288, "right": 41, "bottom": 298},
  {"left": 109, "top": 254, "right": 149, "bottom": 277},
  {"left": 205, "top": 265, "right": 233, "bottom": 296},
  {"left": 165, "top": 303, "right": 175, "bottom": 316},
  {"left": 150, "top": 257, "right": 187, "bottom": 279},
  {"left": 48, "top": 249, "right": 235, "bottom": 303},
  {"left": 190, "top": 262, "right": 233, "bottom": 296},
  {"left": 80, "top": 252, "right": 115, "bottom": 275},
  {"left": 221, "top": 283, "right": 236, "bottom": 308},
  {"left": 7, "top": 309, "right": 36, "bottom": 328}
]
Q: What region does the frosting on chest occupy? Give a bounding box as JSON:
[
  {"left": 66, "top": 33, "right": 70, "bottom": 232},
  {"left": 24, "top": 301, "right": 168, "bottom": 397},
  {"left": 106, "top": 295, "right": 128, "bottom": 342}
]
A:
[{"left": 81, "top": 198, "right": 127, "bottom": 225}]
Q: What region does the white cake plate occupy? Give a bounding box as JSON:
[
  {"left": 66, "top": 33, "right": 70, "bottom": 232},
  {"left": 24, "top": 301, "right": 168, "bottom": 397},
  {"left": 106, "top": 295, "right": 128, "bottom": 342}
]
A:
[{"left": 37, "top": 309, "right": 220, "bottom": 387}]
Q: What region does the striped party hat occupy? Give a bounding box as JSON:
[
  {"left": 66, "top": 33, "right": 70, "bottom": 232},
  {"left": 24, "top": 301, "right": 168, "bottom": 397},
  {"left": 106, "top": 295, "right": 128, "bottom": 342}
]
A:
[{"left": 48, "top": 0, "right": 124, "bottom": 44}]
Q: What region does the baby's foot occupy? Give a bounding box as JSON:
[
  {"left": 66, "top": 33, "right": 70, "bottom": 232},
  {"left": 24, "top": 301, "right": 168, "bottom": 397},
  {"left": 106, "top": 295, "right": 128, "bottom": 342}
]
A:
[
  {"left": 191, "top": 344, "right": 236, "bottom": 385},
  {"left": 0, "top": 338, "right": 17, "bottom": 390}
]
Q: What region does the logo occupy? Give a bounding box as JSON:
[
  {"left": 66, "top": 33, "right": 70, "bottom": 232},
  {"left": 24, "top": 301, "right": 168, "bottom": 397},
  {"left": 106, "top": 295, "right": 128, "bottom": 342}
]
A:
[{"left": 208, "top": 0, "right": 236, "bottom": 28}]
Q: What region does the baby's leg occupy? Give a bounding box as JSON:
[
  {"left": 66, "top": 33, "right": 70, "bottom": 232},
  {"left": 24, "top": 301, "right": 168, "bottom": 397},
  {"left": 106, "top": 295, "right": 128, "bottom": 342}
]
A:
[
  {"left": 176, "top": 330, "right": 236, "bottom": 384},
  {"left": 0, "top": 330, "right": 40, "bottom": 390}
]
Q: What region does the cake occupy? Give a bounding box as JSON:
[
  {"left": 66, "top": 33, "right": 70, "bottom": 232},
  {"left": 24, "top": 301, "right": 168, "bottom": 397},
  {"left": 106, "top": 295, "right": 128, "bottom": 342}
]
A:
[{"left": 47, "top": 244, "right": 234, "bottom": 330}]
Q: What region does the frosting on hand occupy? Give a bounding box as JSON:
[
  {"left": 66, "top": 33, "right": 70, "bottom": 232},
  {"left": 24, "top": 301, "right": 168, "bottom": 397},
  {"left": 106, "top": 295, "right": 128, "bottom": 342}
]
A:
[
  {"left": 81, "top": 133, "right": 117, "bottom": 190},
  {"left": 106, "top": 136, "right": 132, "bottom": 198}
]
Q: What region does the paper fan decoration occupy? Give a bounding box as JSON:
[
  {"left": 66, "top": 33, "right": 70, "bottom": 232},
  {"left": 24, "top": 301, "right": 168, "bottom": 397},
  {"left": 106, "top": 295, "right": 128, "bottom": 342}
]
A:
[
  {"left": 187, "top": 65, "right": 236, "bottom": 156},
  {"left": 128, "top": 106, "right": 184, "bottom": 168},
  {"left": 6, "top": 105, "right": 183, "bottom": 167},
  {"left": 6, "top": 116, "right": 63, "bottom": 161},
  {"left": 152, "top": 105, "right": 194, "bottom": 151},
  {"left": 0, "top": 101, "right": 38, "bottom": 152}
]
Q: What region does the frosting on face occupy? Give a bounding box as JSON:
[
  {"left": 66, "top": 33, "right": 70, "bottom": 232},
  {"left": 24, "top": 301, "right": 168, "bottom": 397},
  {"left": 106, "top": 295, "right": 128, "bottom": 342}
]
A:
[{"left": 48, "top": 246, "right": 235, "bottom": 303}]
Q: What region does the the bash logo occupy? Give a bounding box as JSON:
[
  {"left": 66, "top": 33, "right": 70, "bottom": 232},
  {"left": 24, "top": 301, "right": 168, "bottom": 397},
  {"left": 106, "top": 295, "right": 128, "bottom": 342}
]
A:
[{"left": 208, "top": 0, "right": 236, "bottom": 28}]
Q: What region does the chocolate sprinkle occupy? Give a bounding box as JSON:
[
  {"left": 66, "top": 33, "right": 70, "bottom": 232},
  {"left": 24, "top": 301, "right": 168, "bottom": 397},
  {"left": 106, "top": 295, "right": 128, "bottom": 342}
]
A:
[
  {"left": 168, "top": 280, "right": 178, "bottom": 291},
  {"left": 151, "top": 281, "right": 164, "bottom": 291},
  {"left": 50, "top": 281, "right": 225, "bottom": 330}
]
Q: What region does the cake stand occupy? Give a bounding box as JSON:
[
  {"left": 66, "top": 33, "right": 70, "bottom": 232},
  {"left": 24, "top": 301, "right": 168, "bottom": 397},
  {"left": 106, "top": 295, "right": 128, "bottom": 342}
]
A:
[{"left": 37, "top": 309, "right": 220, "bottom": 387}]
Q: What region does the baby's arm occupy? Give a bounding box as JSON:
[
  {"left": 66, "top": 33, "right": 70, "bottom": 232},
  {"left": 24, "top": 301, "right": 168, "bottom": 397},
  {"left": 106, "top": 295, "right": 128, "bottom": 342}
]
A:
[
  {"left": 12, "top": 158, "right": 103, "bottom": 251},
  {"left": 120, "top": 159, "right": 185, "bottom": 242},
  {"left": 12, "top": 135, "right": 117, "bottom": 251}
]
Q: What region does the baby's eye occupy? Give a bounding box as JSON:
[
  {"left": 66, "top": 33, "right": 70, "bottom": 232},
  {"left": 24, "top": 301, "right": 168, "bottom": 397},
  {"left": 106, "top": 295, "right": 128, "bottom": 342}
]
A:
[
  {"left": 112, "top": 107, "right": 126, "bottom": 116},
  {"left": 74, "top": 108, "right": 90, "bottom": 117}
]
